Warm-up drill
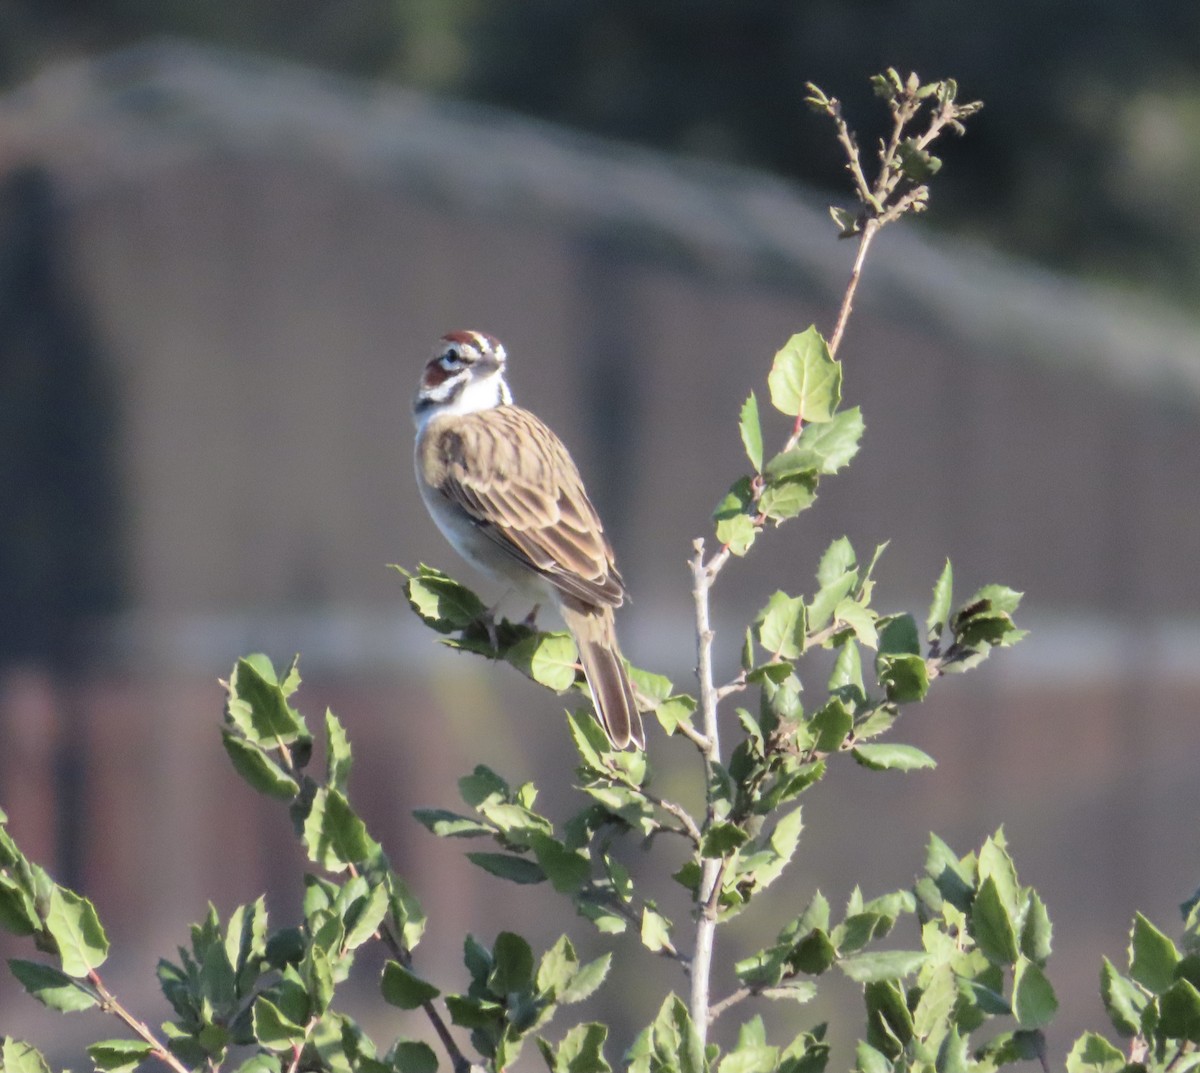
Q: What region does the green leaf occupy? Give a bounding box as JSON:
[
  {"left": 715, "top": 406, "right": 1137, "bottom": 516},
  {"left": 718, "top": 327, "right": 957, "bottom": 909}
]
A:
[
  {"left": 897, "top": 139, "right": 941, "bottom": 181},
  {"left": 381, "top": 960, "right": 440, "bottom": 1009},
  {"left": 540, "top": 1023, "right": 611, "bottom": 1073},
  {"left": 758, "top": 474, "right": 818, "bottom": 521},
  {"left": 714, "top": 477, "right": 759, "bottom": 557},
  {"left": 302, "top": 788, "right": 380, "bottom": 872},
  {"left": 325, "top": 708, "right": 353, "bottom": 791},
  {"left": 1022, "top": 891, "right": 1053, "bottom": 965},
  {"left": 1012, "top": 957, "right": 1058, "bottom": 1028},
  {"left": 412, "top": 808, "right": 493, "bottom": 839},
  {"left": 972, "top": 876, "right": 1020, "bottom": 966},
  {"left": 1131, "top": 913, "right": 1180, "bottom": 994},
  {"left": 342, "top": 882, "right": 388, "bottom": 952},
  {"left": 767, "top": 327, "right": 842, "bottom": 421},
  {"left": 835, "top": 599, "right": 877, "bottom": 648},
  {"left": 1100, "top": 957, "right": 1145, "bottom": 1036},
  {"left": 851, "top": 744, "right": 936, "bottom": 772},
  {"left": 45, "top": 887, "right": 109, "bottom": 977},
  {"left": 1064, "top": 1032, "right": 1125, "bottom": 1073},
  {"left": 529, "top": 834, "right": 591, "bottom": 894},
  {"left": 756, "top": 592, "right": 805, "bottom": 659},
  {"left": 839, "top": 950, "right": 926, "bottom": 983},
  {"left": 405, "top": 566, "right": 486, "bottom": 631},
  {"left": 1159, "top": 978, "right": 1200, "bottom": 1042},
  {"left": 641, "top": 908, "right": 673, "bottom": 953},
  {"left": 465, "top": 853, "right": 546, "bottom": 885},
  {"left": 0, "top": 876, "right": 40, "bottom": 937},
  {"left": 561, "top": 954, "right": 612, "bottom": 1005},
  {"left": 0, "top": 1040, "right": 51, "bottom": 1073},
  {"left": 854, "top": 1041, "right": 892, "bottom": 1073},
  {"left": 506, "top": 632, "right": 580, "bottom": 692},
  {"left": 386, "top": 1040, "right": 439, "bottom": 1073},
  {"left": 809, "top": 699, "right": 852, "bottom": 754},
  {"left": 926, "top": 561, "right": 953, "bottom": 643},
  {"left": 817, "top": 537, "right": 856, "bottom": 587},
  {"left": 221, "top": 733, "right": 300, "bottom": 799},
  {"left": 876, "top": 654, "right": 929, "bottom": 703},
  {"left": 765, "top": 407, "right": 863, "bottom": 477},
  {"left": 86, "top": 1041, "right": 154, "bottom": 1073},
  {"left": 229, "top": 657, "right": 306, "bottom": 744},
  {"left": 877, "top": 615, "right": 919, "bottom": 655},
  {"left": 739, "top": 392, "right": 764, "bottom": 473},
  {"left": 701, "top": 822, "right": 749, "bottom": 859},
  {"left": 8, "top": 959, "right": 98, "bottom": 1012},
  {"left": 489, "top": 931, "right": 535, "bottom": 995},
  {"left": 252, "top": 995, "right": 307, "bottom": 1052}
]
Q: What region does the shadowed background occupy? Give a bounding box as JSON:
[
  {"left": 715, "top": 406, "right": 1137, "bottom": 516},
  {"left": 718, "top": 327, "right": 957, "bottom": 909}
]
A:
[{"left": 1, "top": 6, "right": 1199, "bottom": 1066}]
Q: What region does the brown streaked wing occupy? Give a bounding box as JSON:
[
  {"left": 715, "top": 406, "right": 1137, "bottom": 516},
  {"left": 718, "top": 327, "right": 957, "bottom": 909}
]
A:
[{"left": 434, "top": 407, "right": 626, "bottom": 609}]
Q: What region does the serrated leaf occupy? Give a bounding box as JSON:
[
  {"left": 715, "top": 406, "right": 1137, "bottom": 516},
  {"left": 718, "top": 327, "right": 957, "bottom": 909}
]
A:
[
  {"left": 8, "top": 959, "right": 98, "bottom": 1012},
  {"left": 767, "top": 328, "right": 842, "bottom": 421},
  {"left": 0, "top": 1040, "right": 51, "bottom": 1073},
  {"left": 466, "top": 853, "right": 546, "bottom": 885},
  {"left": 1013, "top": 957, "right": 1058, "bottom": 1028},
  {"left": 701, "top": 822, "right": 750, "bottom": 859},
  {"left": 302, "top": 787, "right": 380, "bottom": 872},
  {"left": 406, "top": 567, "right": 486, "bottom": 631},
  {"left": 1021, "top": 891, "right": 1053, "bottom": 965},
  {"left": 325, "top": 708, "right": 352, "bottom": 791},
  {"left": 839, "top": 950, "right": 926, "bottom": 983},
  {"left": 542, "top": 1023, "right": 611, "bottom": 1073},
  {"left": 560, "top": 954, "right": 612, "bottom": 1005},
  {"left": 739, "top": 392, "right": 764, "bottom": 473},
  {"left": 1131, "top": 912, "right": 1180, "bottom": 994},
  {"left": 45, "top": 887, "right": 108, "bottom": 977},
  {"left": 765, "top": 407, "right": 863, "bottom": 477},
  {"left": 851, "top": 744, "right": 936, "bottom": 772},
  {"left": 229, "top": 657, "right": 306, "bottom": 744},
  {"left": 1064, "top": 1032, "right": 1125, "bottom": 1073},
  {"left": 927, "top": 561, "right": 953, "bottom": 643},
  {"left": 253, "top": 995, "right": 307, "bottom": 1051},
  {"left": 1100, "top": 957, "right": 1145, "bottom": 1036},
  {"left": 343, "top": 882, "right": 389, "bottom": 952},
  {"left": 222, "top": 733, "right": 300, "bottom": 799},
  {"left": 506, "top": 631, "right": 580, "bottom": 692},
  {"left": 809, "top": 698, "right": 852, "bottom": 753},
  {"left": 876, "top": 654, "right": 929, "bottom": 703},
  {"left": 756, "top": 592, "right": 806, "bottom": 659},
  {"left": 835, "top": 599, "right": 877, "bottom": 647},
  {"left": 1159, "top": 978, "right": 1200, "bottom": 1042},
  {"left": 972, "top": 876, "right": 1020, "bottom": 966},
  {"left": 714, "top": 478, "right": 759, "bottom": 557},
  {"left": 758, "top": 474, "right": 818, "bottom": 521},
  {"left": 86, "top": 1040, "right": 154, "bottom": 1073}
]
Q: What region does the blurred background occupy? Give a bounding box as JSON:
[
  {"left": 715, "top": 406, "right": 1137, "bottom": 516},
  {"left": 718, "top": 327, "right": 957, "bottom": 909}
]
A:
[{"left": 1, "top": 2, "right": 1199, "bottom": 1065}]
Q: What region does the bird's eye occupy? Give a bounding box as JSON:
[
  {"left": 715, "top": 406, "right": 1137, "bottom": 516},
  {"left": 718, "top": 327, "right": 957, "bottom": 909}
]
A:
[{"left": 439, "top": 348, "right": 464, "bottom": 371}]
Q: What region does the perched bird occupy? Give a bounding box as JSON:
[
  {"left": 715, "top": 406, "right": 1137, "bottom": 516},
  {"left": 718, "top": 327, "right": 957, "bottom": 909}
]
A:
[{"left": 413, "top": 330, "right": 645, "bottom": 750}]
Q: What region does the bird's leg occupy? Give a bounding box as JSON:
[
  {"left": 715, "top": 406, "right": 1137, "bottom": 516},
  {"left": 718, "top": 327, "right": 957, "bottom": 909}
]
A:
[{"left": 520, "top": 603, "right": 542, "bottom": 629}]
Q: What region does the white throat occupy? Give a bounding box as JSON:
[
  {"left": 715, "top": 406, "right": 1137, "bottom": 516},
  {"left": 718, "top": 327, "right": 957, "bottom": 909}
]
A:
[{"left": 414, "top": 366, "right": 512, "bottom": 431}]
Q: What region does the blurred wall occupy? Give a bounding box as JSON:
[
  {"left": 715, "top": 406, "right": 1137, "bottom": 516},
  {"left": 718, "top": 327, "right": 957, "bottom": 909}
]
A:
[{"left": 1, "top": 42, "right": 1198, "bottom": 1063}]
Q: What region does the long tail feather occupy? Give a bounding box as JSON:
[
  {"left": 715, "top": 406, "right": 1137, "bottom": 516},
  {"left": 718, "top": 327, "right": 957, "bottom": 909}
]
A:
[{"left": 563, "top": 607, "right": 645, "bottom": 750}]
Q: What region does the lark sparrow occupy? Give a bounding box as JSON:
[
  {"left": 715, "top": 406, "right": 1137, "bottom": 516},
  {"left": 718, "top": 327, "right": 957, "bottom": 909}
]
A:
[{"left": 413, "top": 330, "right": 645, "bottom": 750}]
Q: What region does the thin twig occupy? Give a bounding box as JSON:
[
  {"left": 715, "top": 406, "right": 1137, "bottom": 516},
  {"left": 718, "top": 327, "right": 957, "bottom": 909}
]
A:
[
  {"left": 88, "top": 970, "right": 192, "bottom": 1073},
  {"left": 708, "top": 985, "right": 754, "bottom": 1022},
  {"left": 827, "top": 217, "right": 879, "bottom": 359},
  {"left": 642, "top": 791, "right": 703, "bottom": 847}
]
